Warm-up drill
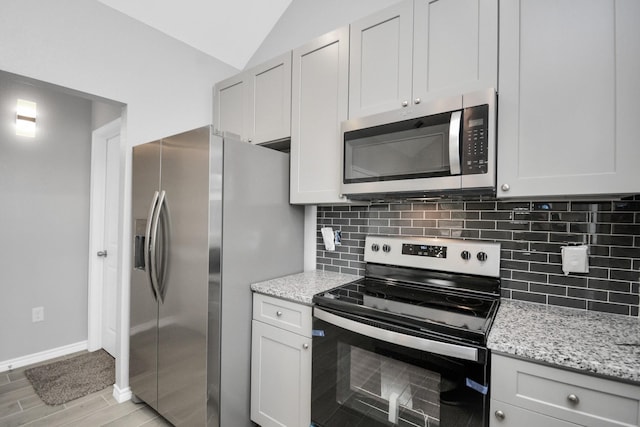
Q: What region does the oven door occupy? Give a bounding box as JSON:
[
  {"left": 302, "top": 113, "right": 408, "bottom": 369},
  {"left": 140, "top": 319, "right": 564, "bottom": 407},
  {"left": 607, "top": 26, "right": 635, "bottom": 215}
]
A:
[{"left": 311, "top": 308, "right": 489, "bottom": 427}]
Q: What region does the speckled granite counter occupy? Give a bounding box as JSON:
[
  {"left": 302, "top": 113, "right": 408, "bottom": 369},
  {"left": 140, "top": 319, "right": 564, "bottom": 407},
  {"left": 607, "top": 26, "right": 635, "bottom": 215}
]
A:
[
  {"left": 251, "top": 270, "right": 360, "bottom": 305},
  {"left": 488, "top": 299, "right": 640, "bottom": 383}
]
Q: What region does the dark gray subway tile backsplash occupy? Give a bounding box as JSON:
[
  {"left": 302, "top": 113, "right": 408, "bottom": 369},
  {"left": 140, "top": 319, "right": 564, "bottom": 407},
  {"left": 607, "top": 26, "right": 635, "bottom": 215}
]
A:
[{"left": 316, "top": 196, "right": 640, "bottom": 317}]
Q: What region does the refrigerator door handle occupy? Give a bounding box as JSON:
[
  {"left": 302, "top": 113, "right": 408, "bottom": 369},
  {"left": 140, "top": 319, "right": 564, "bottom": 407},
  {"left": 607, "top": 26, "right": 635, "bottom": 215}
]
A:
[
  {"left": 149, "top": 190, "right": 166, "bottom": 303},
  {"left": 144, "top": 191, "right": 160, "bottom": 301},
  {"left": 157, "top": 193, "right": 170, "bottom": 302}
]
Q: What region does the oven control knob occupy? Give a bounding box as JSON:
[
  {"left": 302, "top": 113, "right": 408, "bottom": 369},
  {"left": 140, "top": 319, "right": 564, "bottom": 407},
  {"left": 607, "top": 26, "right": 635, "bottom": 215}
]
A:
[
  {"left": 371, "top": 243, "right": 380, "bottom": 252},
  {"left": 382, "top": 244, "right": 391, "bottom": 253},
  {"left": 461, "top": 250, "right": 471, "bottom": 260},
  {"left": 477, "top": 251, "right": 488, "bottom": 262}
]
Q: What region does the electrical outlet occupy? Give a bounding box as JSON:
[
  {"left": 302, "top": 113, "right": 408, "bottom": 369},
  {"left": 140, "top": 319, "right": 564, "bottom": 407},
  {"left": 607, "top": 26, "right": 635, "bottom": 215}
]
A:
[{"left": 32, "top": 306, "right": 44, "bottom": 323}]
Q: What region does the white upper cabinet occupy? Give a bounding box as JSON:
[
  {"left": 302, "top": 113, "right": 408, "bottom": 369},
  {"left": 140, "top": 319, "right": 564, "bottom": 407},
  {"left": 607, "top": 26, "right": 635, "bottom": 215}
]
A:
[
  {"left": 213, "top": 73, "right": 248, "bottom": 141},
  {"left": 349, "top": 0, "right": 498, "bottom": 119},
  {"left": 497, "top": 0, "right": 640, "bottom": 198},
  {"left": 213, "top": 52, "right": 292, "bottom": 145},
  {"left": 290, "top": 27, "right": 351, "bottom": 204},
  {"left": 413, "top": 0, "right": 498, "bottom": 102},
  {"left": 349, "top": 0, "right": 414, "bottom": 118},
  {"left": 246, "top": 52, "right": 292, "bottom": 145}
]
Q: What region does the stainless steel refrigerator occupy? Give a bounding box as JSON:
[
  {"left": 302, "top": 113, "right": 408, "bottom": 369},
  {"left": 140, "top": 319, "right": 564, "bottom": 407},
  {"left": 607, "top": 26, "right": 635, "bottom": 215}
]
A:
[{"left": 129, "top": 126, "right": 304, "bottom": 426}]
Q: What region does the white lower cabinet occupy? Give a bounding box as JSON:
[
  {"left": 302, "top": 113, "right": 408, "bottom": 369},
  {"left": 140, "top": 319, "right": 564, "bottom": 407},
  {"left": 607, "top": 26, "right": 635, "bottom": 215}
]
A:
[
  {"left": 251, "top": 293, "right": 312, "bottom": 427},
  {"left": 491, "top": 353, "right": 640, "bottom": 427}
]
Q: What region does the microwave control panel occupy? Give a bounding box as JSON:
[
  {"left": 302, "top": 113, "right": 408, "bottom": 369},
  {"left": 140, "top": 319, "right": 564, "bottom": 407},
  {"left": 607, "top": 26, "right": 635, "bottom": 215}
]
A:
[{"left": 461, "top": 104, "right": 489, "bottom": 175}]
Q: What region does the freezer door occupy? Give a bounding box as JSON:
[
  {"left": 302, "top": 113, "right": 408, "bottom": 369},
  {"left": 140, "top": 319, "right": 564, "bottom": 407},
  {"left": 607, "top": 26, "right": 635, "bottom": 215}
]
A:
[
  {"left": 157, "top": 126, "right": 210, "bottom": 426},
  {"left": 130, "top": 140, "right": 161, "bottom": 411},
  {"left": 218, "top": 137, "right": 304, "bottom": 427}
]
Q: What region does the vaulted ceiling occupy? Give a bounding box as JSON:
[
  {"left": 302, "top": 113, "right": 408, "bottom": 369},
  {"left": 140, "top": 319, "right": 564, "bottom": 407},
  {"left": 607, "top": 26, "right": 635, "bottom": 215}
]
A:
[{"left": 97, "top": 0, "right": 293, "bottom": 70}]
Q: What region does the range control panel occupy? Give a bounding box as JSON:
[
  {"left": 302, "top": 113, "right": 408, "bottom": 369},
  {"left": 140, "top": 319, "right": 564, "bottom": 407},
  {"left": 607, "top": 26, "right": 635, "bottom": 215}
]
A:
[
  {"left": 365, "top": 235, "right": 501, "bottom": 278},
  {"left": 401, "top": 244, "right": 447, "bottom": 259}
]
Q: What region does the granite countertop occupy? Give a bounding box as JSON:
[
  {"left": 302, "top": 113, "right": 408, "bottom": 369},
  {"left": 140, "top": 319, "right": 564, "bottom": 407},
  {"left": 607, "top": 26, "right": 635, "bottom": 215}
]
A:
[
  {"left": 253, "top": 272, "right": 640, "bottom": 384},
  {"left": 251, "top": 270, "right": 360, "bottom": 305},
  {"left": 488, "top": 299, "right": 640, "bottom": 383}
]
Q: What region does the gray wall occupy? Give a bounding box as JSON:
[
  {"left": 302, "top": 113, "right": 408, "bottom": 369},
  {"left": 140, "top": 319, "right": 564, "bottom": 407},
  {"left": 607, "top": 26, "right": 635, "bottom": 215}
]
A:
[
  {"left": 0, "top": 0, "right": 238, "bottom": 369},
  {"left": 91, "top": 101, "right": 123, "bottom": 131},
  {"left": 0, "top": 75, "right": 93, "bottom": 360},
  {"left": 245, "top": 0, "right": 399, "bottom": 69},
  {"left": 0, "top": 0, "right": 238, "bottom": 147}
]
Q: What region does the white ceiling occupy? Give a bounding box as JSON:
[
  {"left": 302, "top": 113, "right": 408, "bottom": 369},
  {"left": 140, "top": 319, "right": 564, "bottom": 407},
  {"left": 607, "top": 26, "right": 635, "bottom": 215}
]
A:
[{"left": 97, "top": 0, "right": 292, "bottom": 70}]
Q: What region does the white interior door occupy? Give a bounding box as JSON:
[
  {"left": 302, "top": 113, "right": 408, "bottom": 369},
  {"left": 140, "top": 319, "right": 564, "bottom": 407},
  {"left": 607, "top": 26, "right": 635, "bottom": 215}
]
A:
[
  {"left": 101, "top": 135, "right": 120, "bottom": 356},
  {"left": 88, "top": 119, "right": 121, "bottom": 357}
]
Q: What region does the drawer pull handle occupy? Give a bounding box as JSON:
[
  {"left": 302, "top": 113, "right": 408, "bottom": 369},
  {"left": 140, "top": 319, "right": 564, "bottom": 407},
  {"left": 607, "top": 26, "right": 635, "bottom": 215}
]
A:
[
  {"left": 494, "top": 410, "right": 505, "bottom": 420},
  {"left": 276, "top": 311, "right": 283, "bottom": 317},
  {"left": 567, "top": 394, "right": 580, "bottom": 404}
]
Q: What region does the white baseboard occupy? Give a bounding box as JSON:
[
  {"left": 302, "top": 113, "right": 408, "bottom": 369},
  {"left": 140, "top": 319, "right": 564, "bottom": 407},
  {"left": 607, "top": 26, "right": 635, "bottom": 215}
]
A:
[
  {"left": 0, "top": 341, "right": 88, "bottom": 373},
  {"left": 112, "top": 384, "right": 132, "bottom": 403}
]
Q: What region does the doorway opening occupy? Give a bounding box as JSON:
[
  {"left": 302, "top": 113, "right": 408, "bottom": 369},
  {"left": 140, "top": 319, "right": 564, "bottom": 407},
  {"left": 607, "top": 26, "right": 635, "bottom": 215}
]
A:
[{"left": 0, "top": 70, "right": 126, "bottom": 384}]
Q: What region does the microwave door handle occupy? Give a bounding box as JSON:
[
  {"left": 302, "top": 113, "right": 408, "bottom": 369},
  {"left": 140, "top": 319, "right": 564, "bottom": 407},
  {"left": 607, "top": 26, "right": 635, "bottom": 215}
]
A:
[{"left": 449, "top": 111, "right": 462, "bottom": 175}]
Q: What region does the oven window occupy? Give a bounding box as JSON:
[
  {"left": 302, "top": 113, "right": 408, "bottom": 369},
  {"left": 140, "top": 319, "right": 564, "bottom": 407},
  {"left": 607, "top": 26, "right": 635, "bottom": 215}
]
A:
[
  {"left": 343, "top": 111, "right": 455, "bottom": 183},
  {"left": 312, "top": 316, "right": 488, "bottom": 427},
  {"left": 338, "top": 344, "right": 442, "bottom": 426}
]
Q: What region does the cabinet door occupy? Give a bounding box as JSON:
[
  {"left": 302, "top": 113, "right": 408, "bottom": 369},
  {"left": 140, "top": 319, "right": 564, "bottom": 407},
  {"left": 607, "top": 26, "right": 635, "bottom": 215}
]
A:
[
  {"left": 413, "top": 0, "right": 498, "bottom": 103},
  {"left": 497, "top": 0, "right": 640, "bottom": 198},
  {"left": 246, "top": 51, "right": 292, "bottom": 144},
  {"left": 251, "top": 320, "right": 311, "bottom": 427},
  {"left": 290, "top": 27, "right": 350, "bottom": 204},
  {"left": 349, "top": 0, "right": 414, "bottom": 118},
  {"left": 213, "top": 73, "right": 248, "bottom": 141},
  {"left": 490, "top": 400, "right": 579, "bottom": 427}
]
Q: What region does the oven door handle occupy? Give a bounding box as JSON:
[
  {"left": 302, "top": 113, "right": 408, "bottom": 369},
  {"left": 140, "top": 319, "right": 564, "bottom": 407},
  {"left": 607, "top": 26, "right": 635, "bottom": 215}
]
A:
[{"left": 314, "top": 308, "right": 479, "bottom": 362}]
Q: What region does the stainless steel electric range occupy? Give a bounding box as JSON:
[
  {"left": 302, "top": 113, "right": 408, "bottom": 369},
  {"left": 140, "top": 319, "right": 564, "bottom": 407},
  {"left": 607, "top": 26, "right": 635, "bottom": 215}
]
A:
[{"left": 311, "top": 235, "right": 501, "bottom": 427}]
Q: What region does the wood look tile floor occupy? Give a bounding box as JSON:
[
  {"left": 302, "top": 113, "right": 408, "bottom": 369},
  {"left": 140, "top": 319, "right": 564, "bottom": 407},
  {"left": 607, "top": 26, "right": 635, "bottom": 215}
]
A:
[{"left": 0, "top": 352, "right": 171, "bottom": 427}]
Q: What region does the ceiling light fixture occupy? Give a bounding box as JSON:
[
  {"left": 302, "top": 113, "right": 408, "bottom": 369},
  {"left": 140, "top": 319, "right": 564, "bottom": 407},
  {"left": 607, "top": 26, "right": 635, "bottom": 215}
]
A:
[{"left": 16, "top": 99, "right": 36, "bottom": 137}]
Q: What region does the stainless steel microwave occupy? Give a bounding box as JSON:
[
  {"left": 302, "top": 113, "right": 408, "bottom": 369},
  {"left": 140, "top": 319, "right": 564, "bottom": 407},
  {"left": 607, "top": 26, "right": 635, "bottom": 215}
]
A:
[{"left": 340, "top": 88, "right": 496, "bottom": 200}]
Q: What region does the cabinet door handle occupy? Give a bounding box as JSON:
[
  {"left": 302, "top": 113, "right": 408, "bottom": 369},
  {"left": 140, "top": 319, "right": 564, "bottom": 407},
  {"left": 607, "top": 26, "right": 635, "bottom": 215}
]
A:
[
  {"left": 414, "top": 98, "right": 421, "bottom": 104},
  {"left": 567, "top": 394, "right": 580, "bottom": 404},
  {"left": 401, "top": 100, "right": 409, "bottom": 107},
  {"left": 303, "top": 343, "right": 309, "bottom": 349},
  {"left": 501, "top": 183, "right": 510, "bottom": 192},
  {"left": 494, "top": 410, "right": 505, "bottom": 420},
  {"left": 276, "top": 311, "right": 283, "bottom": 317}
]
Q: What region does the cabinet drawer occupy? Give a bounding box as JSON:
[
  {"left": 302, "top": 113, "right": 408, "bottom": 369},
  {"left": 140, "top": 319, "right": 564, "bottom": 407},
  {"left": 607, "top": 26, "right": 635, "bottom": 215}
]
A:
[
  {"left": 490, "top": 399, "right": 579, "bottom": 427},
  {"left": 492, "top": 354, "right": 640, "bottom": 426},
  {"left": 252, "top": 293, "right": 312, "bottom": 337}
]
